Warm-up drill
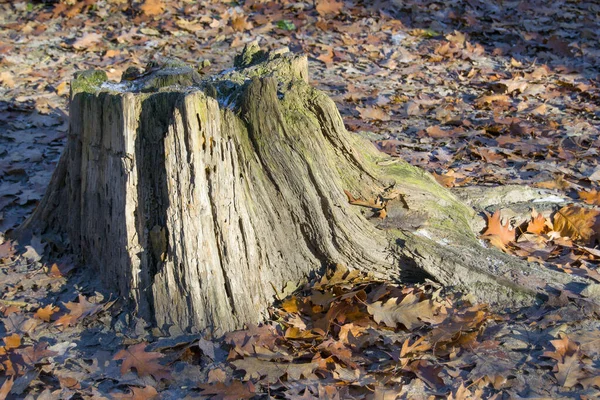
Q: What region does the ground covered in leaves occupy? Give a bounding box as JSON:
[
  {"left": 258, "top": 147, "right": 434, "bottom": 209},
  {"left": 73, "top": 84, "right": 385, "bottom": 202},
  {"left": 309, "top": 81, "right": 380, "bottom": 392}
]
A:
[{"left": 1, "top": 0, "right": 600, "bottom": 398}]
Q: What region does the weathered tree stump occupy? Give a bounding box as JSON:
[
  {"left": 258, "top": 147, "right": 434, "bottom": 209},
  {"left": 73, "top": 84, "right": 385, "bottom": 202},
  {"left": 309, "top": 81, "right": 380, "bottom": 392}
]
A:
[{"left": 17, "top": 45, "right": 593, "bottom": 334}]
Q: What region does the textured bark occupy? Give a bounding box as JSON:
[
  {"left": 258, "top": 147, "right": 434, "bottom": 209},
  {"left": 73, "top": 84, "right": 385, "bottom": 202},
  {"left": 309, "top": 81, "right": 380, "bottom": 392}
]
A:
[{"left": 17, "top": 47, "right": 594, "bottom": 334}]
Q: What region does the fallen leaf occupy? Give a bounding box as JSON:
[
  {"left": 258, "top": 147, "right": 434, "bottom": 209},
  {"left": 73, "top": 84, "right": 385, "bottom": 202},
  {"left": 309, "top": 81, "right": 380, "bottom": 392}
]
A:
[
  {"left": 113, "top": 343, "right": 171, "bottom": 380},
  {"left": 481, "top": 211, "right": 516, "bottom": 248},
  {"left": 54, "top": 295, "right": 103, "bottom": 327},
  {"left": 140, "top": 0, "right": 164, "bottom": 17},
  {"left": 0, "top": 377, "right": 14, "bottom": 399},
  {"left": 555, "top": 353, "right": 586, "bottom": 388},
  {"left": 198, "top": 380, "right": 256, "bottom": 400},
  {"left": 367, "top": 293, "right": 438, "bottom": 330},
  {"left": 578, "top": 189, "right": 600, "bottom": 206},
  {"left": 526, "top": 210, "right": 551, "bottom": 235},
  {"left": 3, "top": 333, "right": 21, "bottom": 349},
  {"left": 553, "top": 205, "right": 599, "bottom": 243},
  {"left": 316, "top": 0, "right": 344, "bottom": 16},
  {"left": 35, "top": 305, "right": 59, "bottom": 322},
  {"left": 72, "top": 33, "right": 103, "bottom": 50},
  {"left": 356, "top": 106, "right": 390, "bottom": 121},
  {"left": 0, "top": 71, "right": 15, "bottom": 89},
  {"left": 111, "top": 385, "right": 159, "bottom": 400}
]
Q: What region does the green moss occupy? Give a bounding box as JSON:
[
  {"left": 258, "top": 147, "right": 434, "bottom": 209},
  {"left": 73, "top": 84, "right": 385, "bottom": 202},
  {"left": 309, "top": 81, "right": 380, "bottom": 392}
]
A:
[{"left": 71, "top": 70, "right": 108, "bottom": 96}]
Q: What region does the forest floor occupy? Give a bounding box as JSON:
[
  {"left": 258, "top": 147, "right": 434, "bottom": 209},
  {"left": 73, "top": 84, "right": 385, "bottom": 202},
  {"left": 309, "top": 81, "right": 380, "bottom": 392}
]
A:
[{"left": 1, "top": 0, "right": 600, "bottom": 399}]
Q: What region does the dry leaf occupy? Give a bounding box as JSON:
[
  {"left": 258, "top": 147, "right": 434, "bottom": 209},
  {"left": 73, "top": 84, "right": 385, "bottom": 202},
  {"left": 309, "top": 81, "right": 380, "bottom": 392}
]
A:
[
  {"left": 111, "top": 385, "right": 159, "bottom": 400},
  {"left": 367, "top": 293, "right": 438, "bottom": 330},
  {"left": 198, "top": 381, "right": 256, "bottom": 400},
  {"left": 356, "top": 106, "right": 390, "bottom": 121},
  {"left": 553, "top": 205, "right": 599, "bottom": 243},
  {"left": 72, "top": 33, "right": 103, "bottom": 50},
  {"left": 113, "top": 342, "right": 171, "bottom": 380},
  {"left": 3, "top": 333, "right": 21, "bottom": 349},
  {"left": 316, "top": 0, "right": 344, "bottom": 16},
  {"left": 578, "top": 189, "right": 600, "bottom": 206},
  {"left": 140, "top": 0, "right": 164, "bottom": 17},
  {"left": 526, "top": 210, "right": 551, "bottom": 235},
  {"left": 482, "top": 211, "right": 516, "bottom": 248},
  {"left": 35, "top": 305, "right": 59, "bottom": 322}
]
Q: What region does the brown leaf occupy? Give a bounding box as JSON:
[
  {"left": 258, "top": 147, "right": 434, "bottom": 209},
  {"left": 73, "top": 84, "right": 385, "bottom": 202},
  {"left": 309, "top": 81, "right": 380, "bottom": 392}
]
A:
[
  {"left": 0, "top": 71, "right": 15, "bottom": 89},
  {"left": 231, "top": 15, "right": 251, "bottom": 32},
  {"left": 316, "top": 46, "right": 334, "bottom": 67},
  {"left": 481, "top": 211, "right": 515, "bottom": 248},
  {"left": 140, "top": 0, "right": 164, "bottom": 17},
  {"left": 555, "top": 353, "right": 587, "bottom": 388},
  {"left": 578, "top": 189, "right": 600, "bottom": 206},
  {"left": 113, "top": 342, "right": 171, "bottom": 380},
  {"left": 17, "top": 342, "right": 57, "bottom": 365},
  {"left": 432, "top": 172, "right": 456, "bottom": 188},
  {"left": 0, "top": 377, "right": 14, "bottom": 400},
  {"left": 316, "top": 0, "right": 344, "bottom": 16},
  {"left": 198, "top": 380, "right": 256, "bottom": 400},
  {"left": 367, "top": 293, "right": 438, "bottom": 330},
  {"left": 543, "top": 333, "right": 579, "bottom": 363},
  {"left": 356, "top": 106, "right": 390, "bottom": 121},
  {"left": 54, "top": 295, "right": 103, "bottom": 328},
  {"left": 474, "top": 94, "right": 510, "bottom": 108},
  {"left": 553, "top": 205, "right": 600, "bottom": 243},
  {"left": 111, "top": 385, "right": 159, "bottom": 400},
  {"left": 72, "top": 33, "right": 103, "bottom": 50}
]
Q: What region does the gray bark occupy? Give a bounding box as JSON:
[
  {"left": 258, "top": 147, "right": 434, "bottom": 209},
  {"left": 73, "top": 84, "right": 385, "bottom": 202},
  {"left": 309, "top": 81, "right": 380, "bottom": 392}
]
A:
[{"left": 16, "top": 46, "right": 594, "bottom": 334}]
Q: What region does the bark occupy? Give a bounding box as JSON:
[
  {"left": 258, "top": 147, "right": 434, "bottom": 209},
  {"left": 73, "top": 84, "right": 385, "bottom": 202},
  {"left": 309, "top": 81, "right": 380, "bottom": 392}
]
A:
[{"left": 16, "top": 46, "right": 594, "bottom": 334}]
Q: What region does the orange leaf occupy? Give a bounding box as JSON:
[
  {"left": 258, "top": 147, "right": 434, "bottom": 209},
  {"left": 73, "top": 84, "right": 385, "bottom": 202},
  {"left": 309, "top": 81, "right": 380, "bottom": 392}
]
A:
[
  {"left": 3, "top": 333, "right": 21, "bottom": 349},
  {"left": 578, "top": 189, "right": 600, "bottom": 206},
  {"left": 35, "top": 305, "right": 59, "bottom": 322},
  {"left": 140, "top": 0, "right": 164, "bottom": 17},
  {"left": 0, "top": 377, "right": 14, "bottom": 399},
  {"left": 113, "top": 342, "right": 171, "bottom": 380},
  {"left": 54, "top": 295, "right": 103, "bottom": 328},
  {"left": 433, "top": 172, "right": 456, "bottom": 188},
  {"left": 482, "top": 211, "right": 515, "bottom": 247},
  {"left": 231, "top": 15, "right": 251, "bottom": 32},
  {"left": 526, "top": 211, "right": 551, "bottom": 235},
  {"left": 281, "top": 297, "right": 299, "bottom": 313}
]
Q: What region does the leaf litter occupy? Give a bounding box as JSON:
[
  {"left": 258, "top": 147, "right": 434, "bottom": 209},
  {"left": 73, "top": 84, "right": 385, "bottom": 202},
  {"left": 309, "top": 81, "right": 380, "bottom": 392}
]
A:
[{"left": 1, "top": 0, "right": 600, "bottom": 398}]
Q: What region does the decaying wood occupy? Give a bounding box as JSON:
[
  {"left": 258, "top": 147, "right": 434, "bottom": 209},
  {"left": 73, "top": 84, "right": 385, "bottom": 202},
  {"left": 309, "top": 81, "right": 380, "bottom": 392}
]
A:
[{"left": 16, "top": 45, "right": 595, "bottom": 334}]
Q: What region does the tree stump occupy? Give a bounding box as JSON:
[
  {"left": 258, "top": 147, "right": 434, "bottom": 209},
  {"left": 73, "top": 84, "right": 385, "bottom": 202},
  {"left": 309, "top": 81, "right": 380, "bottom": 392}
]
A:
[{"left": 17, "top": 45, "right": 593, "bottom": 334}]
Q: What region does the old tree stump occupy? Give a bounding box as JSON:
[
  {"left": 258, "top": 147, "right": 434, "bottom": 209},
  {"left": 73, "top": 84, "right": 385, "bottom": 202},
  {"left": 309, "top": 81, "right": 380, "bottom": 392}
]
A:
[{"left": 18, "top": 46, "right": 594, "bottom": 334}]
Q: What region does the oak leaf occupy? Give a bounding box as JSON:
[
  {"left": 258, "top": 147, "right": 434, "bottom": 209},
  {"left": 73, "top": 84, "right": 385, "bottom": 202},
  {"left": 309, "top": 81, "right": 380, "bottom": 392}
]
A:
[
  {"left": 2, "top": 333, "right": 20, "bottom": 349},
  {"left": 35, "top": 305, "right": 59, "bottom": 322},
  {"left": 356, "top": 106, "right": 390, "bottom": 121},
  {"left": 367, "top": 293, "right": 437, "bottom": 330},
  {"left": 316, "top": 0, "right": 344, "bottom": 16},
  {"left": 553, "top": 205, "right": 599, "bottom": 243},
  {"left": 578, "top": 189, "right": 600, "bottom": 206},
  {"left": 111, "top": 385, "right": 159, "bottom": 400},
  {"left": 526, "top": 210, "right": 551, "bottom": 235},
  {"left": 198, "top": 380, "right": 256, "bottom": 400},
  {"left": 113, "top": 342, "right": 171, "bottom": 380},
  {"left": 54, "top": 295, "right": 103, "bottom": 328},
  {"left": 481, "top": 211, "right": 515, "bottom": 249},
  {"left": 140, "top": 0, "right": 164, "bottom": 17},
  {"left": 555, "top": 353, "right": 586, "bottom": 388}
]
